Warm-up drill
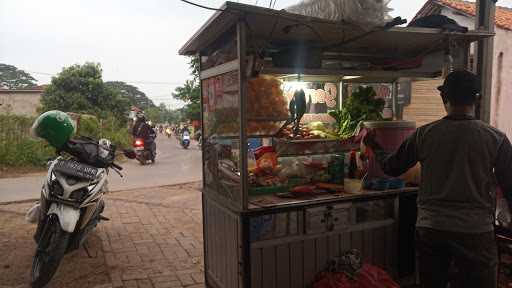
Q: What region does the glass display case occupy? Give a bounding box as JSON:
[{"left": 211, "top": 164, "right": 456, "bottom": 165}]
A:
[{"left": 179, "top": 2, "right": 493, "bottom": 288}]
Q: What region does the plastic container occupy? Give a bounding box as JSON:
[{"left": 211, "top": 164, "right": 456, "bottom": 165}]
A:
[
  {"left": 249, "top": 177, "right": 308, "bottom": 196},
  {"left": 363, "top": 121, "right": 416, "bottom": 180}
]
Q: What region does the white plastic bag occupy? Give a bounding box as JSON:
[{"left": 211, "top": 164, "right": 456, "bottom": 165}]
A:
[
  {"left": 496, "top": 185, "right": 511, "bottom": 228},
  {"left": 286, "top": 0, "right": 392, "bottom": 28},
  {"left": 496, "top": 197, "right": 512, "bottom": 227},
  {"left": 25, "top": 202, "right": 41, "bottom": 224}
]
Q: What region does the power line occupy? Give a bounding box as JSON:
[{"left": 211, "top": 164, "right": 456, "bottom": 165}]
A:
[
  {"left": 25, "top": 70, "right": 183, "bottom": 86},
  {"left": 179, "top": 0, "right": 225, "bottom": 12},
  {"left": 122, "top": 80, "right": 182, "bottom": 86},
  {"left": 26, "top": 70, "right": 54, "bottom": 76}
]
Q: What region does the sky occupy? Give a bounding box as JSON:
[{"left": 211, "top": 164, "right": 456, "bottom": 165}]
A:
[{"left": 1, "top": 0, "right": 511, "bottom": 109}]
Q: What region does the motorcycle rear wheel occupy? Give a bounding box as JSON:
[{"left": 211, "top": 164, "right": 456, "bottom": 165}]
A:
[{"left": 31, "top": 215, "right": 70, "bottom": 288}]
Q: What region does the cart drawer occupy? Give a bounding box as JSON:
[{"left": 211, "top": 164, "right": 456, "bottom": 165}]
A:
[
  {"left": 305, "top": 203, "right": 352, "bottom": 234},
  {"left": 354, "top": 198, "right": 395, "bottom": 224},
  {"left": 250, "top": 211, "right": 300, "bottom": 242}
]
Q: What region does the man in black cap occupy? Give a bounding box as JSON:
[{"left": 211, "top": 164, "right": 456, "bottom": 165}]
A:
[{"left": 364, "top": 70, "right": 512, "bottom": 288}]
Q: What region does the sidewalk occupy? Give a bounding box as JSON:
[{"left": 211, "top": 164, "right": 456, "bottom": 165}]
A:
[{"left": 0, "top": 182, "right": 205, "bottom": 288}]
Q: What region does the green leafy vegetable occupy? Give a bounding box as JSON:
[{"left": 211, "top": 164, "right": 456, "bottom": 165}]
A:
[{"left": 329, "top": 86, "right": 385, "bottom": 139}]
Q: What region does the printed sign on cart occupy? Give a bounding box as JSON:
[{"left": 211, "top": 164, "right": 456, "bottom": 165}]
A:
[{"left": 282, "top": 82, "right": 338, "bottom": 123}]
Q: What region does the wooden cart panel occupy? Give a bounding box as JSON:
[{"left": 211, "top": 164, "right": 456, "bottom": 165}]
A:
[
  {"left": 250, "top": 224, "right": 396, "bottom": 288},
  {"left": 205, "top": 198, "right": 242, "bottom": 288}
]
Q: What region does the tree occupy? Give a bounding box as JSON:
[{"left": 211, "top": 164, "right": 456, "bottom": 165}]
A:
[
  {"left": 40, "top": 62, "right": 130, "bottom": 121},
  {"left": 143, "top": 103, "right": 183, "bottom": 124},
  {"left": 0, "top": 63, "right": 37, "bottom": 89},
  {"left": 104, "top": 81, "right": 155, "bottom": 109},
  {"left": 172, "top": 79, "right": 200, "bottom": 104},
  {"left": 145, "top": 106, "right": 163, "bottom": 123},
  {"left": 172, "top": 57, "right": 200, "bottom": 120}
]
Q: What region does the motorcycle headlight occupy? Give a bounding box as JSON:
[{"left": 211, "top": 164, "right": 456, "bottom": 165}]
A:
[
  {"left": 51, "top": 181, "right": 64, "bottom": 197},
  {"left": 70, "top": 188, "right": 88, "bottom": 201}
]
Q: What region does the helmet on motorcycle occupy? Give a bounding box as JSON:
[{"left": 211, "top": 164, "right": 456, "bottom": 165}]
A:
[{"left": 31, "top": 110, "right": 75, "bottom": 149}]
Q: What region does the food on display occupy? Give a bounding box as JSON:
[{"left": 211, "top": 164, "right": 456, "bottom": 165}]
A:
[
  {"left": 277, "top": 121, "right": 338, "bottom": 140},
  {"left": 246, "top": 76, "right": 289, "bottom": 135},
  {"left": 247, "top": 121, "right": 282, "bottom": 135},
  {"left": 247, "top": 76, "right": 289, "bottom": 119},
  {"left": 290, "top": 185, "right": 316, "bottom": 194},
  {"left": 329, "top": 86, "right": 385, "bottom": 139},
  {"left": 315, "top": 182, "right": 345, "bottom": 192}
]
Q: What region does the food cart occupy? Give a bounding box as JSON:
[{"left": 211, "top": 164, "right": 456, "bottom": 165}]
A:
[{"left": 179, "top": 2, "right": 494, "bottom": 287}]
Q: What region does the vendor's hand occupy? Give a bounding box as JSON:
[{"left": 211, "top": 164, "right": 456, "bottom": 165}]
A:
[{"left": 363, "top": 129, "right": 380, "bottom": 150}]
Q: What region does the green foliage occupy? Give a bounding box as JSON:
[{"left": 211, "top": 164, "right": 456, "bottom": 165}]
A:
[
  {"left": 0, "top": 114, "right": 132, "bottom": 168},
  {"left": 0, "top": 115, "right": 54, "bottom": 167},
  {"left": 77, "top": 115, "right": 131, "bottom": 149},
  {"left": 172, "top": 79, "right": 200, "bottom": 104},
  {"left": 40, "top": 62, "right": 130, "bottom": 121},
  {"left": 181, "top": 102, "right": 200, "bottom": 121},
  {"left": 172, "top": 57, "right": 200, "bottom": 121},
  {"left": 189, "top": 57, "right": 200, "bottom": 81},
  {"left": 142, "top": 103, "right": 183, "bottom": 125},
  {"left": 0, "top": 63, "right": 37, "bottom": 89},
  {"left": 104, "top": 81, "right": 155, "bottom": 109},
  {"left": 145, "top": 106, "right": 165, "bottom": 123},
  {"left": 162, "top": 108, "right": 182, "bottom": 124},
  {"left": 97, "top": 116, "right": 132, "bottom": 149},
  {"left": 78, "top": 116, "right": 100, "bottom": 139},
  {"left": 329, "top": 86, "right": 385, "bottom": 138}
]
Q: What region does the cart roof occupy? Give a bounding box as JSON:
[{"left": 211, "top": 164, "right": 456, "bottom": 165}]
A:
[{"left": 179, "top": 1, "right": 492, "bottom": 56}]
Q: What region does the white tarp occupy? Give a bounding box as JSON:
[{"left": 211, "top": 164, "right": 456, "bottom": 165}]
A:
[{"left": 286, "top": 0, "right": 393, "bottom": 29}]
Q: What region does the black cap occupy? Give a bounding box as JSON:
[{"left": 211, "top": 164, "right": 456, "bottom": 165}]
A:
[{"left": 437, "top": 70, "right": 480, "bottom": 105}]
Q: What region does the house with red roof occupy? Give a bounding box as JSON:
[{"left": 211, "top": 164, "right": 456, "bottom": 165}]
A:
[
  {"left": 404, "top": 0, "right": 512, "bottom": 137},
  {"left": 0, "top": 85, "right": 47, "bottom": 116}
]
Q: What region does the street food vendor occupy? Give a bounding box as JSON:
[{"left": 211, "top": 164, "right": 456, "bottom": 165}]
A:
[{"left": 364, "top": 70, "right": 512, "bottom": 288}]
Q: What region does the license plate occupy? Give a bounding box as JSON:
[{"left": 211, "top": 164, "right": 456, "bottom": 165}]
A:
[
  {"left": 134, "top": 147, "right": 144, "bottom": 151},
  {"left": 53, "top": 160, "right": 98, "bottom": 180}
]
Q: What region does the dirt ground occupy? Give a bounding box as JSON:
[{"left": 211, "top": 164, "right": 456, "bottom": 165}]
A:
[
  {"left": 0, "top": 182, "right": 204, "bottom": 288},
  {"left": 0, "top": 166, "right": 45, "bottom": 179}
]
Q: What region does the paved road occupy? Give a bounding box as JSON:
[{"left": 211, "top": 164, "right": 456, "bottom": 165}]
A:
[{"left": 0, "top": 135, "right": 202, "bottom": 203}]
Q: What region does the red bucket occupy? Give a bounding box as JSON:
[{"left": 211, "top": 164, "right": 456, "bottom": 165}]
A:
[{"left": 362, "top": 121, "right": 416, "bottom": 180}]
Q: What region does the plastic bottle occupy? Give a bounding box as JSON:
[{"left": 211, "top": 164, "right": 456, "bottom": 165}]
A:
[{"left": 248, "top": 148, "right": 257, "bottom": 171}]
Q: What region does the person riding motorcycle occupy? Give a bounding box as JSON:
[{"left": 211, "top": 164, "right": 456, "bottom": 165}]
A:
[
  {"left": 195, "top": 129, "right": 202, "bottom": 147},
  {"left": 132, "top": 111, "right": 156, "bottom": 161},
  {"left": 181, "top": 125, "right": 190, "bottom": 135}
]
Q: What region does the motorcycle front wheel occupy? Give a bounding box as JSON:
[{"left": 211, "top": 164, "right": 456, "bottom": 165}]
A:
[{"left": 31, "top": 215, "right": 70, "bottom": 288}]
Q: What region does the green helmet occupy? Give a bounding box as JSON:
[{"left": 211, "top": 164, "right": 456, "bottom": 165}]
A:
[{"left": 31, "top": 110, "right": 75, "bottom": 149}]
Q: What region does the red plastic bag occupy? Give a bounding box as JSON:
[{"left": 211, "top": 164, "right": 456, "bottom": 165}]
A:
[{"left": 313, "top": 264, "right": 399, "bottom": 288}]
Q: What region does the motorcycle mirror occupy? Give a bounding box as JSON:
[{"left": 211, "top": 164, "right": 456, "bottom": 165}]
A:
[{"left": 123, "top": 149, "right": 137, "bottom": 159}]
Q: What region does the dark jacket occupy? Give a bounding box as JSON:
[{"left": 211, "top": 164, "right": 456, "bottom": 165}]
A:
[
  {"left": 376, "top": 115, "right": 512, "bottom": 233},
  {"left": 132, "top": 120, "right": 152, "bottom": 140}
]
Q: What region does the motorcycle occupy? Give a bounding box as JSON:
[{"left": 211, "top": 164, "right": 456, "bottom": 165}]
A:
[
  {"left": 165, "top": 127, "right": 172, "bottom": 138},
  {"left": 29, "top": 137, "right": 136, "bottom": 288},
  {"left": 181, "top": 131, "right": 190, "bottom": 149},
  {"left": 133, "top": 137, "right": 156, "bottom": 165}
]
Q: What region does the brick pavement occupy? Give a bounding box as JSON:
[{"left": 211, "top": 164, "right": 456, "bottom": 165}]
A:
[{"left": 0, "top": 182, "right": 205, "bottom": 288}]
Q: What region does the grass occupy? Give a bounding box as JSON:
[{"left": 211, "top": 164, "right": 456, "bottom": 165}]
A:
[{"left": 0, "top": 114, "right": 131, "bottom": 170}]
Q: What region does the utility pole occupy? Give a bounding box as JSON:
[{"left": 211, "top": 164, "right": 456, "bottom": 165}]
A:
[{"left": 475, "top": 0, "right": 496, "bottom": 123}]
